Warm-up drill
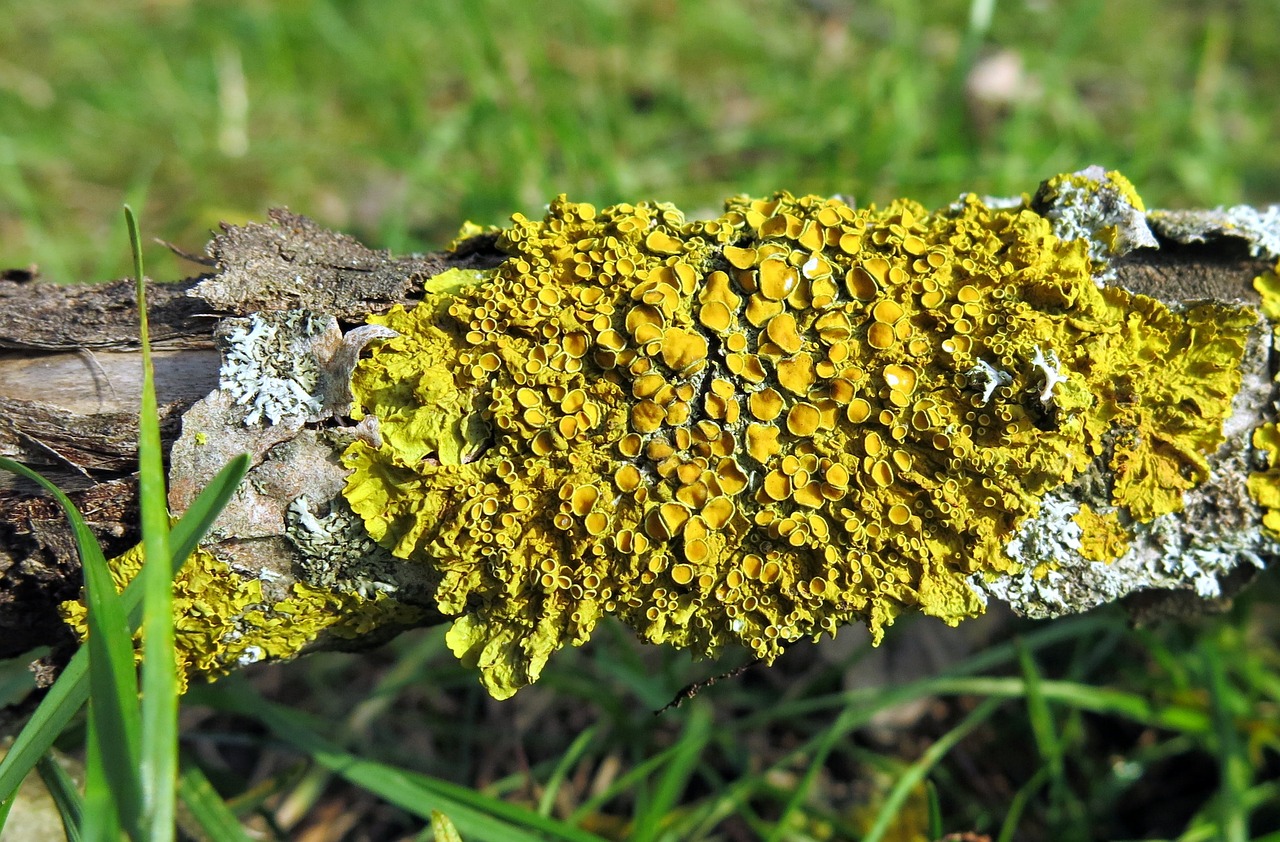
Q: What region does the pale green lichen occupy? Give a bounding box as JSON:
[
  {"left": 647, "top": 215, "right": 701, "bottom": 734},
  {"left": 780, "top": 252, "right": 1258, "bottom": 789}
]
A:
[
  {"left": 342, "top": 174, "right": 1253, "bottom": 698},
  {"left": 60, "top": 542, "right": 423, "bottom": 689},
  {"left": 285, "top": 493, "right": 405, "bottom": 597}
]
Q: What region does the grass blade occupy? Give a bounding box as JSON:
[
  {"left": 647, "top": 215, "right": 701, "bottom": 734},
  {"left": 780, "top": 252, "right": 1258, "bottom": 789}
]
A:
[
  {"left": 1015, "top": 636, "right": 1081, "bottom": 830},
  {"left": 192, "top": 684, "right": 611, "bottom": 842},
  {"left": 995, "top": 766, "right": 1050, "bottom": 842},
  {"left": 1203, "top": 638, "right": 1250, "bottom": 842},
  {"left": 0, "top": 637, "right": 92, "bottom": 808},
  {"left": 862, "top": 697, "right": 1004, "bottom": 842},
  {"left": 537, "top": 725, "right": 598, "bottom": 818},
  {"left": 82, "top": 505, "right": 144, "bottom": 840},
  {"left": 432, "top": 810, "right": 464, "bottom": 842},
  {"left": 925, "top": 779, "right": 943, "bottom": 841},
  {"left": 0, "top": 790, "right": 14, "bottom": 836},
  {"left": 631, "top": 702, "right": 710, "bottom": 842},
  {"left": 177, "top": 758, "right": 254, "bottom": 842},
  {"left": 0, "top": 455, "right": 248, "bottom": 808},
  {"left": 127, "top": 205, "right": 180, "bottom": 842},
  {"left": 83, "top": 711, "right": 124, "bottom": 842},
  {"left": 36, "top": 753, "right": 85, "bottom": 842},
  {"left": 1016, "top": 638, "right": 1061, "bottom": 770},
  {"left": 0, "top": 457, "right": 144, "bottom": 834}
]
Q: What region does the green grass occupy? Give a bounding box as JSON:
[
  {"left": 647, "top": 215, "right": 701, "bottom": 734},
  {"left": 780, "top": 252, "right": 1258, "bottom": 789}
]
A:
[
  {"left": 172, "top": 603, "right": 1279, "bottom": 839},
  {"left": 2, "top": 0, "right": 1279, "bottom": 283},
  {"left": 2, "top": 0, "right": 1280, "bottom": 838}
]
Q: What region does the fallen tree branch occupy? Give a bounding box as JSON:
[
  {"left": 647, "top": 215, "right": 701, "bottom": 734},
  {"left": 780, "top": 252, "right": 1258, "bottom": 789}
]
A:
[{"left": 1, "top": 169, "right": 1278, "bottom": 699}]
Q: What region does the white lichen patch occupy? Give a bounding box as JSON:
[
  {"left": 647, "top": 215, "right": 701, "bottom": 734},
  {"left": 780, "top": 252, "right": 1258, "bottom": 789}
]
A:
[
  {"left": 967, "top": 358, "right": 1013, "bottom": 404},
  {"left": 1031, "top": 345, "right": 1067, "bottom": 406},
  {"left": 981, "top": 492, "right": 1081, "bottom": 616},
  {"left": 980, "top": 490, "right": 1269, "bottom": 620},
  {"left": 218, "top": 311, "right": 331, "bottom": 426},
  {"left": 1133, "top": 514, "right": 1267, "bottom": 598},
  {"left": 216, "top": 309, "right": 398, "bottom": 428}
]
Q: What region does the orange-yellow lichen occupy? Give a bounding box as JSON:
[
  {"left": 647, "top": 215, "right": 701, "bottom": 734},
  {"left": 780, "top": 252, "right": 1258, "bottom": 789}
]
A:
[
  {"left": 1255, "top": 260, "right": 1280, "bottom": 320},
  {"left": 343, "top": 183, "right": 1252, "bottom": 699},
  {"left": 1248, "top": 423, "right": 1280, "bottom": 537},
  {"left": 60, "top": 544, "right": 421, "bottom": 690},
  {"left": 1072, "top": 504, "right": 1132, "bottom": 562}
]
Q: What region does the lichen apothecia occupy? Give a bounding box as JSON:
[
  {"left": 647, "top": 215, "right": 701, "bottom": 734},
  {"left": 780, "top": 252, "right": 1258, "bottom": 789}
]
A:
[{"left": 341, "top": 171, "right": 1254, "bottom": 699}]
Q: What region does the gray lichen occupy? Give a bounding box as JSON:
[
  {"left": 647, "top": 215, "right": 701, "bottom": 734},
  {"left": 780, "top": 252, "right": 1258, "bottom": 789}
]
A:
[
  {"left": 285, "top": 493, "right": 403, "bottom": 598},
  {"left": 1148, "top": 204, "right": 1280, "bottom": 260},
  {"left": 1032, "top": 165, "right": 1159, "bottom": 281},
  {"left": 978, "top": 492, "right": 1082, "bottom": 617},
  {"left": 978, "top": 491, "right": 1268, "bottom": 620},
  {"left": 216, "top": 309, "right": 397, "bottom": 428}
]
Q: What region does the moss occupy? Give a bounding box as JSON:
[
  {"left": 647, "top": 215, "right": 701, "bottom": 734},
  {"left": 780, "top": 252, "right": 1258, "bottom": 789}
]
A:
[
  {"left": 335, "top": 178, "right": 1252, "bottom": 699},
  {"left": 60, "top": 542, "right": 423, "bottom": 690}
]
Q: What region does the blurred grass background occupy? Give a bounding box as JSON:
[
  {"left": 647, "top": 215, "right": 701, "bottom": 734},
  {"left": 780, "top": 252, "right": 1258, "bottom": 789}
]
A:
[
  {"left": 3, "top": 0, "right": 1280, "bottom": 839},
  {"left": 2, "top": 0, "right": 1279, "bottom": 284}
]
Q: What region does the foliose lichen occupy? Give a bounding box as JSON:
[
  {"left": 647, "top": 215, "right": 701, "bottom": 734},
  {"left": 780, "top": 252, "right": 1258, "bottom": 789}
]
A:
[
  {"left": 1248, "top": 262, "right": 1280, "bottom": 537},
  {"left": 219, "top": 311, "right": 330, "bottom": 426},
  {"left": 285, "top": 493, "right": 406, "bottom": 597},
  {"left": 340, "top": 173, "right": 1254, "bottom": 698},
  {"left": 1248, "top": 423, "right": 1280, "bottom": 537},
  {"left": 216, "top": 309, "right": 397, "bottom": 428}
]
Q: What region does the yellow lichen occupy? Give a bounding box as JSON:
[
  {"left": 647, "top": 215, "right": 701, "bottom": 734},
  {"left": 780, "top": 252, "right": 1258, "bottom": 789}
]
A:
[
  {"left": 342, "top": 183, "right": 1252, "bottom": 699},
  {"left": 1248, "top": 423, "right": 1280, "bottom": 537},
  {"left": 1073, "top": 504, "right": 1132, "bottom": 562},
  {"left": 1254, "top": 260, "right": 1280, "bottom": 321},
  {"left": 60, "top": 544, "right": 422, "bottom": 690}
]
